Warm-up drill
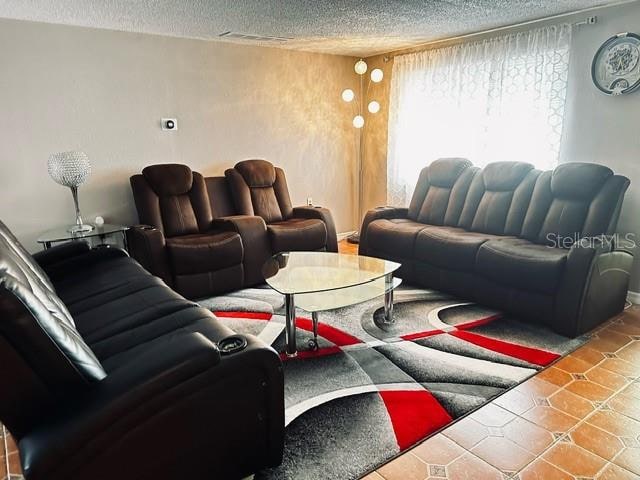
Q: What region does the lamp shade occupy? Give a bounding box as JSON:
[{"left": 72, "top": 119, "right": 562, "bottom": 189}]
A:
[
  {"left": 341, "top": 89, "right": 355, "bottom": 102},
  {"left": 368, "top": 101, "right": 381, "bottom": 113},
  {"left": 48, "top": 151, "right": 91, "bottom": 188},
  {"left": 354, "top": 60, "right": 368, "bottom": 75},
  {"left": 370, "top": 68, "right": 384, "bottom": 82}
]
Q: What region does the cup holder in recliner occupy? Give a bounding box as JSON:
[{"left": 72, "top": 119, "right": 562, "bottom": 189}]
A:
[{"left": 218, "top": 335, "right": 248, "bottom": 355}]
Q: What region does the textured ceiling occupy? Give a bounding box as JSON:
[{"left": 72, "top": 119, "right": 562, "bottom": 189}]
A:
[{"left": 0, "top": 0, "right": 626, "bottom": 56}]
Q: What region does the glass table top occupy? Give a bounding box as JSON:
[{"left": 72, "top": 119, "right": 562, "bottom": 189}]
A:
[
  {"left": 37, "top": 224, "right": 129, "bottom": 243},
  {"left": 262, "top": 251, "right": 401, "bottom": 295},
  {"left": 296, "top": 276, "right": 402, "bottom": 313}
]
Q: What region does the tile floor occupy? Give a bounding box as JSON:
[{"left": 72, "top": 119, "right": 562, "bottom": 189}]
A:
[
  {"left": 2, "top": 240, "right": 639, "bottom": 480},
  {"left": 362, "top": 309, "right": 640, "bottom": 479}
]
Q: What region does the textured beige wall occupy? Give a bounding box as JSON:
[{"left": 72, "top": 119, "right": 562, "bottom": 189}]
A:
[{"left": 0, "top": 18, "right": 359, "bottom": 250}]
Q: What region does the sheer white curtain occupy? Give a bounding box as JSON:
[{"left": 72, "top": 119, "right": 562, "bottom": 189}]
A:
[{"left": 387, "top": 24, "right": 572, "bottom": 206}]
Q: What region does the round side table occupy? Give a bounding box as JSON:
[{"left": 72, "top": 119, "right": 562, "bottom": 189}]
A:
[{"left": 37, "top": 224, "right": 129, "bottom": 251}]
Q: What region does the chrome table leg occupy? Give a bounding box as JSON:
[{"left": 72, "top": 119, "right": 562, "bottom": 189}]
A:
[
  {"left": 311, "top": 311, "right": 319, "bottom": 350},
  {"left": 384, "top": 273, "right": 395, "bottom": 324},
  {"left": 284, "top": 294, "right": 297, "bottom": 357}
]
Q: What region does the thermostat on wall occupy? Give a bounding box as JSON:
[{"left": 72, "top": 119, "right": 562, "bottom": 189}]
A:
[{"left": 161, "top": 118, "right": 178, "bottom": 131}]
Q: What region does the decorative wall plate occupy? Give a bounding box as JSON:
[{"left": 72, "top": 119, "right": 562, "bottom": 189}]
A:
[{"left": 592, "top": 32, "right": 640, "bottom": 95}]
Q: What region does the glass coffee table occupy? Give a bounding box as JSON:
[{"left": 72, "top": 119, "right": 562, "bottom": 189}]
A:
[{"left": 262, "top": 252, "right": 401, "bottom": 357}]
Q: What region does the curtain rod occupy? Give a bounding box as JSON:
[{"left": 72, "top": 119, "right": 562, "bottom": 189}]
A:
[{"left": 381, "top": 0, "right": 638, "bottom": 60}]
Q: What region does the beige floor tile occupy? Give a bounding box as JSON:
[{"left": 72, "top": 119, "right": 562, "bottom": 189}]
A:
[
  {"left": 446, "top": 452, "right": 503, "bottom": 480},
  {"left": 542, "top": 442, "right": 607, "bottom": 478},
  {"left": 411, "top": 434, "right": 465, "bottom": 466},
  {"left": 471, "top": 436, "right": 535, "bottom": 472},
  {"left": 377, "top": 452, "right": 428, "bottom": 480},
  {"left": 518, "top": 459, "right": 574, "bottom": 480}
]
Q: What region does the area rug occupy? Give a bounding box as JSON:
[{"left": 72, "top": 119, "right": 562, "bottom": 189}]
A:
[{"left": 199, "top": 285, "right": 587, "bottom": 480}]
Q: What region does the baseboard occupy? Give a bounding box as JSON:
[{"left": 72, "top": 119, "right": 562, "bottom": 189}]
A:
[
  {"left": 627, "top": 290, "right": 640, "bottom": 305},
  {"left": 337, "top": 231, "right": 356, "bottom": 241}
]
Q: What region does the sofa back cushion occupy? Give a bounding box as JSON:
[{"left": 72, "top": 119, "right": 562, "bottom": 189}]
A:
[
  {"left": 521, "top": 162, "right": 629, "bottom": 246},
  {"left": 458, "top": 162, "right": 539, "bottom": 235},
  {"left": 0, "top": 220, "right": 57, "bottom": 293},
  {"left": 225, "top": 159, "right": 294, "bottom": 224},
  {"left": 132, "top": 164, "right": 214, "bottom": 237},
  {"left": 0, "top": 228, "right": 106, "bottom": 389},
  {"left": 205, "top": 176, "right": 237, "bottom": 218},
  {"left": 407, "top": 158, "right": 476, "bottom": 226}
]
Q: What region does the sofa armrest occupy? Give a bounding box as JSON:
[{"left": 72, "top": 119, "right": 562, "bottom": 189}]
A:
[
  {"left": 212, "top": 216, "right": 271, "bottom": 285},
  {"left": 126, "top": 225, "right": 172, "bottom": 285},
  {"left": 358, "top": 207, "right": 409, "bottom": 255},
  {"left": 32, "top": 242, "right": 91, "bottom": 268},
  {"left": 555, "top": 235, "right": 633, "bottom": 336},
  {"left": 19, "top": 331, "right": 284, "bottom": 480},
  {"left": 291, "top": 206, "right": 338, "bottom": 252},
  {"left": 212, "top": 215, "right": 267, "bottom": 236}
]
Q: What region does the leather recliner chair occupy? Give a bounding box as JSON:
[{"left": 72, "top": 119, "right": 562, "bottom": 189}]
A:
[
  {"left": 225, "top": 159, "right": 339, "bottom": 253},
  {"left": 128, "top": 164, "right": 271, "bottom": 298},
  {"left": 360, "top": 158, "right": 633, "bottom": 337}
]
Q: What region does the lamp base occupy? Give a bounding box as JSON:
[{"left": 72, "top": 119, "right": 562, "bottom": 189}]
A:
[{"left": 68, "top": 224, "right": 94, "bottom": 234}]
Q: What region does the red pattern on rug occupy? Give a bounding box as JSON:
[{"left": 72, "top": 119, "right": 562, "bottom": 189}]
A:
[
  {"left": 450, "top": 330, "right": 560, "bottom": 366},
  {"left": 379, "top": 390, "right": 453, "bottom": 450},
  {"left": 400, "top": 329, "right": 444, "bottom": 341},
  {"left": 279, "top": 346, "right": 342, "bottom": 361},
  {"left": 456, "top": 314, "right": 503, "bottom": 330},
  {"left": 295, "top": 317, "right": 363, "bottom": 346}
]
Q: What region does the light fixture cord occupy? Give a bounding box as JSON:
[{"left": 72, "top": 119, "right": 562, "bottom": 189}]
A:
[{"left": 358, "top": 66, "right": 365, "bottom": 226}]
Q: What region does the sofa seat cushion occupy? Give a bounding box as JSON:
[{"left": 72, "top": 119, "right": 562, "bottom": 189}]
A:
[
  {"left": 367, "top": 219, "right": 428, "bottom": 257},
  {"left": 268, "top": 218, "right": 327, "bottom": 252},
  {"left": 91, "top": 307, "right": 234, "bottom": 371},
  {"left": 166, "top": 231, "right": 243, "bottom": 275},
  {"left": 476, "top": 239, "right": 568, "bottom": 294},
  {"left": 415, "top": 226, "right": 506, "bottom": 271}
]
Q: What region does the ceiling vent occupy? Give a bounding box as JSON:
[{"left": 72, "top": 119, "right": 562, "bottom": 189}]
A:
[{"left": 219, "top": 31, "right": 292, "bottom": 43}]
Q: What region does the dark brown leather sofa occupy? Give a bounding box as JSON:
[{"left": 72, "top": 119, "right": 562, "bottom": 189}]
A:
[
  {"left": 128, "top": 161, "right": 338, "bottom": 299},
  {"left": 225, "top": 159, "right": 339, "bottom": 253},
  {"left": 128, "top": 164, "right": 273, "bottom": 299},
  {"left": 360, "top": 158, "right": 633, "bottom": 337},
  {"left": 0, "top": 220, "right": 283, "bottom": 480}
]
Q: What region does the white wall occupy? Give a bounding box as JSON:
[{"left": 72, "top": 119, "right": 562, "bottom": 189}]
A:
[
  {"left": 560, "top": 1, "right": 640, "bottom": 291},
  {"left": 0, "top": 18, "right": 359, "bottom": 250}
]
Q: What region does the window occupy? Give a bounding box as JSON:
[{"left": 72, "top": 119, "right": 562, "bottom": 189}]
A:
[{"left": 387, "top": 24, "right": 572, "bottom": 206}]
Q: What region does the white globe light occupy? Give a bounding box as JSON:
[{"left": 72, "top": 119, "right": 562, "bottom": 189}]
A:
[
  {"left": 354, "top": 59, "right": 368, "bottom": 75},
  {"left": 370, "top": 68, "right": 384, "bottom": 83},
  {"left": 353, "top": 115, "right": 365, "bottom": 128},
  {"left": 368, "top": 101, "right": 381, "bottom": 114},
  {"left": 341, "top": 89, "right": 355, "bottom": 102}
]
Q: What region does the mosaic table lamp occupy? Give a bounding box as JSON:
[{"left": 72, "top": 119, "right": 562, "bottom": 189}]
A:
[{"left": 48, "top": 151, "right": 94, "bottom": 233}]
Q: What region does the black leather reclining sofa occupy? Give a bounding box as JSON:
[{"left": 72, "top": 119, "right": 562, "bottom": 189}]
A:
[
  {"left": 359, "top": 159, "right": 633, "bottom": 337},
  {"left": 0, "top": 220, "right": 283, "bottom": 480}
]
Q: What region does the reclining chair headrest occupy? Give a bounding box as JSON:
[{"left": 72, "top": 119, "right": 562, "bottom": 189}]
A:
[
  {"left": 234, "top": 159, "right": 277, "bottom": 187},
  {"left": 551, "top": 162, "right": 613, "bottom": 200},
  {"left": 143, "top": 164, "right": 194, "bottom": 196}
]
